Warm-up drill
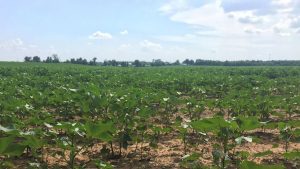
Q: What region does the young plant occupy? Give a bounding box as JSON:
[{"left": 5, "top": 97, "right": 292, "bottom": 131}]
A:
[
  {"left": 191, "top": 117, "right": 237, "bottom": 169},
  {"left": 85, "top": 120, "right": 116, "bottom": 158},
  {"left": 52, "top": 122, "right": 90, "bottom": 169},
  {"left": 278, "top": 122, "right": 293, "bottom": 153}
]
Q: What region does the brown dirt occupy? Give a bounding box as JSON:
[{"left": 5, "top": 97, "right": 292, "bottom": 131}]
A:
[
  {"left": 3, "top": 107, "right": 300, "bottom": 169},
  {"left": 39, "top": 127, "right": 300, "bottom": 169}
]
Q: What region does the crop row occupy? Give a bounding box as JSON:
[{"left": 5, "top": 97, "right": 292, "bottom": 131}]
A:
[{"left": 0, "top": 64, "right": 299, "bottom": 168}]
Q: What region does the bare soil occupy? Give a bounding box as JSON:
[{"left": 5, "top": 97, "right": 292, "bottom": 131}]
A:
[{"left": 3, "top": 109, "right": 300, "bottom": 169}]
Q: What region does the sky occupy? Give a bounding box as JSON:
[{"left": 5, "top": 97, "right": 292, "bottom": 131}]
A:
[{"left": 0, "top": 0, "right": 300, "bottom": 62}]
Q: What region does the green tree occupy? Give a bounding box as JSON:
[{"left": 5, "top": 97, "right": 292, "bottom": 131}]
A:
[{"left": 32, "top": 56, "right": 41, "bottom": 62}]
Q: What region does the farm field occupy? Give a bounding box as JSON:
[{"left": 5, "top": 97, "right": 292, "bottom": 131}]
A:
[{"left": 0, "top": 62, "right": 300, "bottom": 169}]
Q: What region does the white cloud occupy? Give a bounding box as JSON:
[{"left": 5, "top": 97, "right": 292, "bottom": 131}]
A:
[
  {"left": 140, "top": 40, "right": 162, "bottom": 50},
  {"left": 238, "top": 15, "right": 262, "bottom": 24},
  {"left": 228, "top": 11, "right": 266, "bottom": 24},
  {"left": 170, "top": 1, "right": 245, "bottom": 35},
  {"left": 272, "top": 0, "right": 293, "bottom": 6},
  {"left": 119, "top": 43, "right": 131, "bottom": 49},
  {"left": 156, "top": 0, "right": 300, "bottom": 60},
  {"left": 273, "top": 19, "right": 293, "bottom": 36},
  {"left": 279, "top": 32, "right": 291, "bottom": 36},
  {"left": 290, "top": 16, "right": 300, "bottom": 28},
  {"left": 162, "top": 0, "right": 300, "bottom": 37},
  {"left": 89, "top": 31, "right": 112, "bottom": 40},
  {"left": 120, "top": 30, "right": 129, "bottom": 35},
  {"left": 276, "top": 7, "right": 293, "bottom": 14},
  {"left": 273, "top": 26, "right": 291, "bottom": 36},
  {"left": 244, "top": 27, "right": 263, "bottom": 34},
  {"left": 221, "top": 0, "right": 298, "bottom": 16},
  {"left": 159, "top": 0, "right": 189, "bottom": 14},
  {"left": 221, "top": 0, "right": 272, "bottom": 13},
  {"left": 0, "top": 38, "right": 27, "bottom": 50}
]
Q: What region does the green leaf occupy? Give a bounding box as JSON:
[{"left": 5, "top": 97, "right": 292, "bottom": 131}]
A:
[
  {"left": 182, "top": 153, "right": 200, "bottom": 162},
  {"left": 278, "top": 122, "right": 288, "bottom": 130},
  {"left": 23, "top": 135, "right": 43, "bottom": 149},
  {"left": 283, "top": 151, "right": 300, "bottom": 160},
  {"left": 85, "top": 121, "right": 115, "bottom": 142},
  {"left": 289, "top": 120, "right": 300, "bottom": 127},
  {"left": 237, "top": 151, "right": 250, "bottom": 159},
  {"left": 0, "top": 137, "right": 26, "bottom": 156},
  {"left": 240, "top": 161, "right": 284, "bottom": 169},
  {"left": 254, "top": 150, "right": 273, "bottom": 158},
  {"left": 2, "top": 143, "right": 26, "bottom": 156},
  {"left": 81, "top": 101, "right": 90, "bottom": 113},
  {"left": 0, "top": 137, "right": 14, "bottom": 153},
  {"left": 264, "top": 122, "right": 277, "bottom": 129},
  {"left": 236, "top": 116, "right": 261, "bottom": 131},
  {"left": 292, "top": 129, "right": 300, "bottom": 137},
  {"left": 191, "top": 117, "right": 229, "bottom": 133}
]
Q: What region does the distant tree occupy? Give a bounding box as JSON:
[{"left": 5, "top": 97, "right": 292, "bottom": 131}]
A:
[
  {"left": 52, "top": 54, "right": 60, "bottom": 63},
  {"left": 89, "top": 57, "right": 97, "bottom": 65},
  {"left": 133, "top": 60, "right": 143, "bottom": 67},
  {"left": 44, "top": 56, "right": 53, "bottom": 63},
  {"left": 151, "top": 59, "right": 165, "bottom": 66},
  {"left": 32, "top": 56, "right": 41, "bottom": 62},
  {"left": 82, "top": 58, "right": 88, "bottom": 65},
  {"left": 103, "top": 60, "right": 109, "bottom": 66},
  {"left": 183, "top": 59, "right": 189, "bottom": 65},
  {"left": 183, "top": 59, "right": 194, "bottom": 65},
  {"left": 189, "top": 59, "right": 195, "bottom": 65},
  {"left": 120, "top": 61, "right": 129, "bottom": 67},
  {"left": 173, "top": 60, "right": 180, "bottom": 65},
  {"left": 24, "top": 56, "right": 32, "bottom": 62},
  {"left": 111, "top": 60, "right": 118, "bottom": 66},
  {"left": 70, "top": 58, "right": 76, "bottom": 64},
  {"left": 55, "top": 57, "right": 300, "bottom": 67},
  {"left": 74, "top": 57, "right": 88, "bottom": 65},
  {"left": 92, "top": 57, "right": 97, "bottom": 65}
]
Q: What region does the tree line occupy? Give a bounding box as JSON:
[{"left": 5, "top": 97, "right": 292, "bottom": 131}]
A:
[
  {"left": 24, "top": 55, "right": 97, "bottom": 66},
  {"left": 24, "top": 55, "right": 300, "bottom": 66}
]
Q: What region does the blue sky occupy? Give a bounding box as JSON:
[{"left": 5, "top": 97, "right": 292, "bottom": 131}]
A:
[{"left": 0, "top": 0, "right": 300, "bottom": 61}]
